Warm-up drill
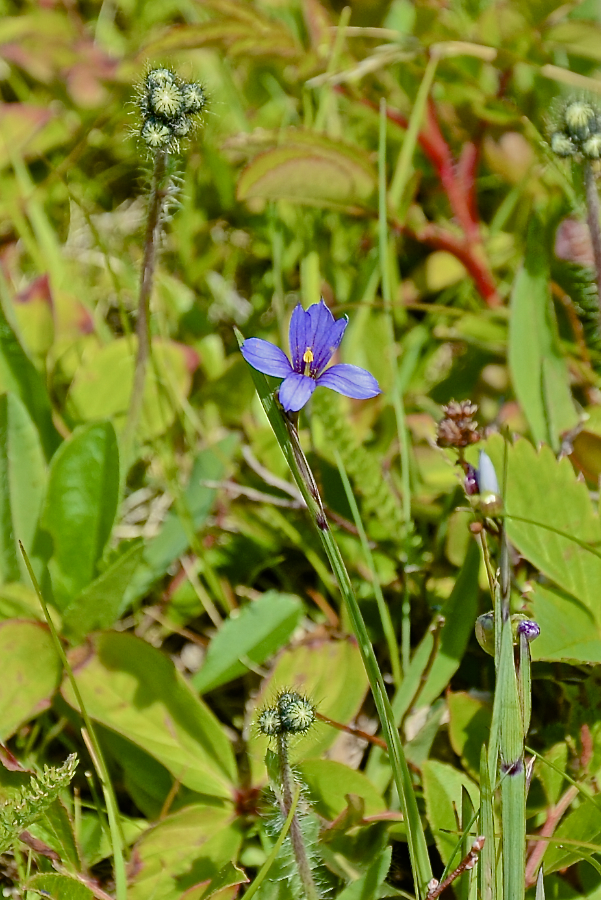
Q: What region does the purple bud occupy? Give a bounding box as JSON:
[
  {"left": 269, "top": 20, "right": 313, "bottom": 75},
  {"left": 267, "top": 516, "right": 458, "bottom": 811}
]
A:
[
  {"left": 517, "top": 619, "right": 540, "bottom": 642},
  {"left": 464, "top": 464, "right": 479, "bottom": 496}
]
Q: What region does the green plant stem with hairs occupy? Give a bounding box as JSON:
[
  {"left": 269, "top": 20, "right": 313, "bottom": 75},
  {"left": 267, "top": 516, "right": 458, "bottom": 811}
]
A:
[
  {"left": 276, "top": 732, "right": 319, "bottom": 900},
  {"left": 584, "top": 160, "right": 601, "bottom": 315},
  {"left": 123, "top": 148, "right": 169, "bottom": 463}
]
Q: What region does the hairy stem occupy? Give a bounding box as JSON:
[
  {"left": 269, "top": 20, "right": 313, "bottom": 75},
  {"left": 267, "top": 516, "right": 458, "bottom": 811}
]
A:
[
  {"left": 584, "top": 161, "right": 601, "bottom": 317},
  {"left": 276, "top": 733, "right": 319, "bottom": 900},
  {"left": 123, "top": 149, "right": 169, "bottom": 462}
]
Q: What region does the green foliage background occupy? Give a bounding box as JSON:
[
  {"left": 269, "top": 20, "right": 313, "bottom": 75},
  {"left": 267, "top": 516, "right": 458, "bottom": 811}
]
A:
[{"left": 2, "top": 0, "right": 601, "bottom": 897}]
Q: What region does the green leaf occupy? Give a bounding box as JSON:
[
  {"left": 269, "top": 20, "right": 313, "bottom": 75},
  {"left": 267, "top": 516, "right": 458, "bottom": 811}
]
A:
[
  {"left": 447, "top": 692, "right": 492, "bottom": 781},
  {"left": 67, "top": 338, "right": 196, "bottom": 441},
  {"left": 530, "top": 583, "right": 601, "bottom": 663},
  {"left": 26, "top": 873, "right": 93, "bottom": 900},
  {"left": 543, "top": 797, "right": 601, "bottom": 875},
  {"left": 0, "top": 290, "right": 60, "bottom": 459},
  {"left": 31, "top": 800, "right": 80, "bottom": 872},
  {"left": 183, "top": 862, "right": 248, "bottom": 900},
  {"left": 422, "top": 760, "right": 480, "bottom": 867},
  {"left": 484, "top": 434, "right": 601, "bottom": 613},
  {"left": 128, "top": 805, "right": 244, "bottom": 900},
  {"left": 61, "top": 632, "right": 237, "bottom": 798},
  {"left": 545, "top": 21, "right": 601, "bottom": 61},
  {"left": 508, "top": 228, "right": 577, "bottom": 450},
  {"left": 0, "top": 620, "right": 61, "bottom": 740},
  {"left": 297, "top": 759, "right": 386, "bottom": 820},
  {"left": 248, "top": 636, "right": 369, "bottom": 784},
  {"left": 237, "top": 131, "right": 377, "bottom": 210},
  {"left": 125, "top": 436, "right": 237, "bottom": 605},
  {"left": 0, "top": 392, "right": 46, "bottom": 583},
  {"left": 335, "top": 846, "right": 393, "bottom": 900},
  {"left": 192, "top": 591, "right": 303, "bottom": 693},
  {"left": 61, "top": 542, "right": 144, "bottom": 642},
  {"left": 41, "top": 422, "right": 119, "bottom": 609}
]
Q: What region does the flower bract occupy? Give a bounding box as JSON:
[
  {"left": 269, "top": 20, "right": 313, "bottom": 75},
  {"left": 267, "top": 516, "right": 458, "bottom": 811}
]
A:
[{"left": 241, "top": 299, "right": 381, "bottom": 412}]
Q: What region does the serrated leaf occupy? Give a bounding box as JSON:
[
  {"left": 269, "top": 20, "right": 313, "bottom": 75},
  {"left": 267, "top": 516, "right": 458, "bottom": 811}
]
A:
[
  {"left": 42, "top": 421, "right": 119, "bottom": 609},
  {"left": 237, "top": 132, "right": 377, "bottom": 210},
  {"left": 62, "top": 632, "right": 236, "bottom": 798},
  {"left": 192, "top": 591, "right": 303, "bottom": 693},
  {"left": 484, "top": 434, "right": 601, "bottom": 613}
]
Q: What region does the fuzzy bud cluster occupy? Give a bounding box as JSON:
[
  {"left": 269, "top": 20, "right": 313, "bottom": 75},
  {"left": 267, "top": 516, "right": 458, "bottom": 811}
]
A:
[
  {"left": 551, "top": 99, "right": 601, "bottom": 161},
  {"left": 436, "top": 400, "right": 481, "bottom": 449},
  {"left": 258, "top": 690, "right": 316, "bottom": 737},
  {"left": 139, "top": 67, "right": 206, "bottom": 153}
]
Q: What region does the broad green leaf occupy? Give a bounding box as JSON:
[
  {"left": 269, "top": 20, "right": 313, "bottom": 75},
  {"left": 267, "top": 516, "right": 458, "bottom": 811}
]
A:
[
  {"left": 297, "top": 759, "right": 386, "bottom": 820},
  {"left": 179, "top": 862, "right": 248, "bottom": 900},
  {"left": 0, "top": 392, "right": 46, "bottom": 583},
  {"left": 543, "top": 797, "right": 601, "bottom": 874},
  {"left": 447, "top": 692, "right": 492, "bottom": 780},
  {"left": 61, "top": 542, "right": 144, "bottom": 642},
  {"left": 67, "top": 338, "right": 197, "bottom": 440},
  {"left": 125, "top": 436, "right": 237, "bottom": 605},
  {"left": 30, "top": 800, "right": 80, "bottom": 872},
  {"left": 0, "top": 620, "right": 61, "bottom": 740},
  {"left": 237, "top": 131, "right": 377, "bottom": 210},
  {"left": 247, "top": 637, "right": 369, "bottom": 784},
  {"left": 335, "top": 846, "right": 393, "bottom": 900},
  {"left": 508, "top": 228, "right": 577, "bottom": 450},
  {"left": 128, "top": 805, "right": 244, "bottom": 900},
  {"left": 42, "top": 421, "right": 119, "bottom": 609},
  {"left": 26, "top": 873, "right": 93, "bottom": 900},
  {"left": 422, "top": 760, "right": 479, "bottom": 866},
  {"left": 484, "top": 434, "right": 601, "bottom": 613},
  {"left": 529, "top": 584, "right": 601, "bottom": 663},
  {"left": 192, "top": 591, "right": 303, "bottom": 693},
  {"left": 61, "top": 632, "right": 236, "bottom": 798},
  {"left": 0, "top": 297, "right": 59, "bottom": 459},
  {"left": 79, "top": 810, "right": 146, "bottom": 867}
]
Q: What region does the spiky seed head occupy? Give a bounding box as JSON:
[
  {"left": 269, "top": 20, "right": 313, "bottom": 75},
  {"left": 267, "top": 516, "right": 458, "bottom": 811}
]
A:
[
  {"left": 172, "top": 115, "right": 192, "bottom": 138},
  {"left": 550, "top": 131, "right": 576, "bottom": 158},
  {"left": 181, "top": 82, "right": 206, "bottom": 114},
  {"left": 149, "top": 81, "right": 184, "bottom": 119},
  {"left": 563, "top": 100, "right": 597, "bottom": 140},
  {"left": 277, "top": 691, "right": 301, "bottom": 712},
  {"left": 280, "top": 697, "right": 315, "bottom": 734},
  {"left": 583, "top": 133, "right": 601, "bottom": 160},
  {"left": 258, "top": 707, "right": 282, "bottom": 736},
  {"left": 146, "top": 67, "right": 176, "bottom": 89},
  {"left": 141, "top": 116, "right": 173, "bottom": 150}
]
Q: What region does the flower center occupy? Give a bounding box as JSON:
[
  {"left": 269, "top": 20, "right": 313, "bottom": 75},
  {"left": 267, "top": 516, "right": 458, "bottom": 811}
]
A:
[{"left": 302, "top": 347, "right": 314, "bottom": 376}]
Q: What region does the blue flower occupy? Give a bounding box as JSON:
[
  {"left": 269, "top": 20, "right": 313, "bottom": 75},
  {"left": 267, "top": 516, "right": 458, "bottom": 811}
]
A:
[{"left": 241, "top": 299, "right": 381, "bottom": 412}]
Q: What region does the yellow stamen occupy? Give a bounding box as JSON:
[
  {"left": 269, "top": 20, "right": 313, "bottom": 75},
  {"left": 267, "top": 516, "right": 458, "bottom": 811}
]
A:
[{"left": 303, "top": 348, "right": 314, "bottom": 363}]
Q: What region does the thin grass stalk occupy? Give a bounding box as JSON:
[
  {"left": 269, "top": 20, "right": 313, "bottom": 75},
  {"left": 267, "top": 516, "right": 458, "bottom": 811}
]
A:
[
  {"left": 335, "top": 450, "right": 402, "bottom": 688},
  {"left": 378, "top": 99, "right": 413, "bottom": 672},
  {"left": 123, "top": 149, "right": 169, "bottom": 464},
  {"left": 479, "top": 745, "right": 497, "bottom": 900},
  {"left": 20, "top": 542, "right": 127, "bottom": 900},
  {"left": 237, "top": 349, "right": 433, "bottom": 898}
]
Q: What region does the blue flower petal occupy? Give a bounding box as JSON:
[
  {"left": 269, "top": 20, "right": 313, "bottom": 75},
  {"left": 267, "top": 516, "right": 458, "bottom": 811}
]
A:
[
  {"left": 312, "top": 316, "right": 347, "bottom": 375},
  {"left": 279, "top": 373, "right": 316, "bottom": 412},
  {"left": 241, "top": 338, "right": 292, "bottom": 378},
  {"left": 317, "top": 364, "right": 381, "bottom": 399},
  {"left": 306, "top": 299, "right": 336, "bottom": 355},
  {"left": 288, "top": 304, "right": 309, "bottom": 373}
]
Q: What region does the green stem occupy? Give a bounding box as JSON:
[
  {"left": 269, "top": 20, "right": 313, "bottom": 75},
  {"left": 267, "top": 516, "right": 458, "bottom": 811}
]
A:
[
  {"left": 20, "top": 542, "right": 127, "bottom": 900},
  {"left": 584, "top": 160, "right": 601, "bottom": 319},
  {"left": 277, "top": 733, "right": 319, "bottom": 900},
  {"left": 123, "top": 150, "right": 169, "bottom": 466}
]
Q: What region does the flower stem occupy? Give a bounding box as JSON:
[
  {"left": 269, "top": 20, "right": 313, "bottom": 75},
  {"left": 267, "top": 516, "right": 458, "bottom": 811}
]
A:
[
  {"left": 123, "top": 149, "right": 169, "bottom": 464},
  {"left": 583, "top": 161, "right": 601, "bottom": 317},
  {"left": 276, "top": 733, "right": 319, "bottom": 900}
]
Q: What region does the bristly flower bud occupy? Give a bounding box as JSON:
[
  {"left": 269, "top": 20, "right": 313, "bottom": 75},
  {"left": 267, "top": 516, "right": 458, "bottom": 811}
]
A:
[
  {"left": 181, "top": 82, "right": 206, "bottom": 115},
  {"left": 583, "top": 133, "right": 601, "bottom": 160},
  {"left": 563, "top": 100, "right": 597, "bottom": 141},
  {"left": 149, "top": 81, "right": 184, "bottom": 119},
  {"left": 137, "top": 66, "right": 207, "bottom": 155},
  {"left": 141, "top": 117, "right": 173, "bottom": 151},
  {"left": 258, "top": 707, "right": 283, "bottom": 736},
  {"left": 146, "top": 67, "right": 176, "bottom": 89},
  {"left": 278, "top": 692, "right": 315, "bottom": 735},
  {"left": 550, "top": 131, "right": 576, "bottom": 158}
]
